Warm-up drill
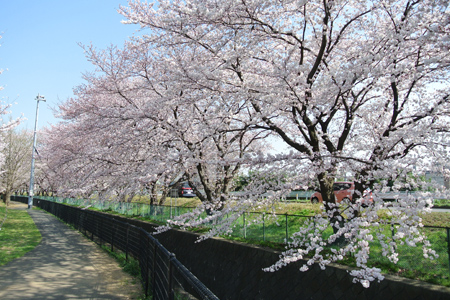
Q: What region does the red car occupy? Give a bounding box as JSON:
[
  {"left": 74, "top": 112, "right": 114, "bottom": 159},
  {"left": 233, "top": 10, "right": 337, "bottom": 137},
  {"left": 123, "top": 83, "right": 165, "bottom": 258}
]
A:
[
  {"left": 310, "top": 181, "right": 372, "bottom": 205},
  {"left": 177, "top": 182, "right": 196, "bottom": 197}
]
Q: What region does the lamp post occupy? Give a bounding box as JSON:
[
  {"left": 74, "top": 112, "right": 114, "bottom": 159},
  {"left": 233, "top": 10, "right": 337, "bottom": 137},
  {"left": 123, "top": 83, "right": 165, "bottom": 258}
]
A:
[{"left": 28, "top": 94, "right": 46, "bottom": 209}]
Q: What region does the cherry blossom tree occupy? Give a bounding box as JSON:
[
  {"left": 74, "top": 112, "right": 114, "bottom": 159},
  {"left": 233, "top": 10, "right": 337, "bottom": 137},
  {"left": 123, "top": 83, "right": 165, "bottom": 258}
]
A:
[
  {"left": 41, "top": 32, "right": 270, "bottom": 204},
  {"left": 0, "top": 104, "right": 21, "bottom": 203},
  {"left": 116, "top": 0, "right": 450, "bottom": 286},
  {"left": 41, "top": 52, "right": 268, "bottom": 205},
  {"left": 0, "top": 128, "right": 32, "bottom": 205},
  {"left": 0, "top": 35, "right": 23, "bottom": 203},
  {"left": 40, "top": 91, "right": 178, "bottom": 201}
]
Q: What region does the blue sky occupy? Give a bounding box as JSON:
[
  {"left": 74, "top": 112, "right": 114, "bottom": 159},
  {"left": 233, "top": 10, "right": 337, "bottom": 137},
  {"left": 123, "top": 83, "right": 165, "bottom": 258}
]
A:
[{"left": 0, "top": 0, "right": 140, "bottom": 130}]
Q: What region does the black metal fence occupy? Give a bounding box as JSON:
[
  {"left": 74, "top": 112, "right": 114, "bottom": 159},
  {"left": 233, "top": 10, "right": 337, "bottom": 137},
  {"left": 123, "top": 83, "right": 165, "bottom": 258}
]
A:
[
  {"left": 13, "top": 196, "right": 218, "bottom": 300},
  {"left": 29, "top": 195, "right": 450, "bottom": 279}
]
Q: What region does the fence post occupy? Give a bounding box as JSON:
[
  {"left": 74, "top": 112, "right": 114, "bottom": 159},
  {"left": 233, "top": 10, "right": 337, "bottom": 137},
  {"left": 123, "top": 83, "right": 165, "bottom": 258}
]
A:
[
  {"left": 285, "top": 213, "right": 288, "bottom": 243},
  {"left": 141, "top": 232, "right": 150, "bottom": 298},
  {"left": 111, "top": 223, "right": 115, "bottom": 252},
  {"left": 152, "top": 242, "right": 157, "bottom": 298},
  {"left": 91, "top": 214, "right": 94, "bottom": 241},
  {"left": 391, "top": 225, "right": 397, "bottom": 251},
  {"left": 144, "top": 235, "right": 150, "bottom": 298},
  {"left": 79, "top": 210, "right": 83, "bottom": 233},
  {"left": 263, "top": 213, "right": 266, "bottom": 242},
  {"left": 99, "top": 216, "right": 103, "bottom": 246},
  {"left": 168, "top": 253, "right": 176, "bottom": 300},
  {"left": 447, "top": 228, "right": 450, "bottom": 275},
  {"left": 126, "top": 224, "right": 130, "bottom": 262},
  {"left": 243, "top": 212, "right": 246, "bottom": 239}
]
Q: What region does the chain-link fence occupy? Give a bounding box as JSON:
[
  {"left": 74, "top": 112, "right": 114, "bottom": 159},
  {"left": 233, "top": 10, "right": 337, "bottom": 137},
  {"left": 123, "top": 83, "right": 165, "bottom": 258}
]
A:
[{"left": 32, "top": 195, "right": 312, "bottom": 243}]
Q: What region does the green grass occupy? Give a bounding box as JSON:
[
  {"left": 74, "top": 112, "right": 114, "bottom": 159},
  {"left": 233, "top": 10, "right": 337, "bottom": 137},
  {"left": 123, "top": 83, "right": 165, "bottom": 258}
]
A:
[
  {"left": 0, "top": 204, "right": 42, "bottom": 266},
  {"left": 422, "top": 211, "right": 450, "bottom": 227},
  {"left": 335, "top": 226, "right": 450, "bottom": 286},
  {"left": 215, "top": 206, "right": 450, "bottom": 287},
  {"left": 226, "top": 212, "right": 313, "bottom": 243},
  {"left": 433, "top": 199, "right": 450, "bottom": 207}
]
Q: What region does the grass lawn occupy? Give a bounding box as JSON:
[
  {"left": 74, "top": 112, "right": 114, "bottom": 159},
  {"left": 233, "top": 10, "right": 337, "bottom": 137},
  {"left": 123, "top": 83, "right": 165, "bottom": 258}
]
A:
[
  {"left": 368, "top": 226, "right": 450, "bottom": 286},
  {"left": 223, "top": 203, "right": 450, "bottom": 287},
  {"left": 0, "top": 203, "right": 41, "bottom": 266}
]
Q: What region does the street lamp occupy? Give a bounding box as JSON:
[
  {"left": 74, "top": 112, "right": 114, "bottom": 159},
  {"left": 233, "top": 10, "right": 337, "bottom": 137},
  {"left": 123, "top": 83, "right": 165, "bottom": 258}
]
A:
[{"left": 28, "top": 94, "right": 46, "bottom": 209}]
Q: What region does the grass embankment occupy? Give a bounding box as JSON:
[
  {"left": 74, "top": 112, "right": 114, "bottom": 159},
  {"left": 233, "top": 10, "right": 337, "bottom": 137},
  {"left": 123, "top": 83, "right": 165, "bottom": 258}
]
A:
[
  {"left": 0, "top": 203, "right": 41, "bottom": 266},
  {"left": 225, "top": 201, "right": 450, "bottom": 287},
  {"left": 139, "top": 197, "right": 450, "bottom": 286},
  {"left": 90, "top": 195, "right": 450, "bottom": 287}
]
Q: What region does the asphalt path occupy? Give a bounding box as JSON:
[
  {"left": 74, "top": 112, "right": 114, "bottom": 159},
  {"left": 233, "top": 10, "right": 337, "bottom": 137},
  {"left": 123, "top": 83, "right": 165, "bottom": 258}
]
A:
[{"left": 0, "top": 202, "right": 141, "bottom": 300}]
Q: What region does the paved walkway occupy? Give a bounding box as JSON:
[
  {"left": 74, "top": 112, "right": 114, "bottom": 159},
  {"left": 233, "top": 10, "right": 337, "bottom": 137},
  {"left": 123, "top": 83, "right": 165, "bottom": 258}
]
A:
[{"left": 0, "top": 201, "right": 142, "bottom": 300}]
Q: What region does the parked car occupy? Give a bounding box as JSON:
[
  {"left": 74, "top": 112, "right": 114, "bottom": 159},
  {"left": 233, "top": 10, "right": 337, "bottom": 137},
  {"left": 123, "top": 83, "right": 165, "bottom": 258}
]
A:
[
  {"left": 175, "top": 181, "right": 196, "bottom": 197},
  {"left": 310, "top": 181, "right": 372, "bottom": 205}
]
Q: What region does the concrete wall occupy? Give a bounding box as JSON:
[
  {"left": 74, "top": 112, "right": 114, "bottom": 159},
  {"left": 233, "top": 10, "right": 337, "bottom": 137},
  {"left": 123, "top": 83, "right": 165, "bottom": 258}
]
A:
[{"left": 118, "top": 217, "right": 450, "bottom": 300}]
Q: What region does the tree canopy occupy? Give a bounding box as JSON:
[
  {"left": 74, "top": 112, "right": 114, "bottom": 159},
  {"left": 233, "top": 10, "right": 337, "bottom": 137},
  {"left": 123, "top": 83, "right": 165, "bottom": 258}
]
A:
[{"left": 41, "top": 0, "right": 450, "bottom": 287}]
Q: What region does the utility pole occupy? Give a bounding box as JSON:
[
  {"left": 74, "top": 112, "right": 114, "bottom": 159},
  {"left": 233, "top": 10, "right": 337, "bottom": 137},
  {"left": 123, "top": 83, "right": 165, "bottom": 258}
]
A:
[{"left": 28, "top": 94, "right": 46, "bottom": 209}]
